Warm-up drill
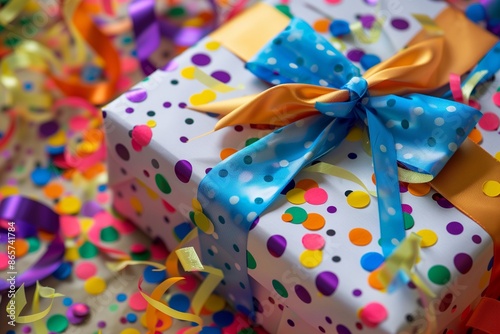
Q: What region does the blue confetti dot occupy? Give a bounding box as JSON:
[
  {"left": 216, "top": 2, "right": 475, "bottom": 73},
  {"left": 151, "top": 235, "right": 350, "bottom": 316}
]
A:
[
  {"left": 488, "top": 256, "right": 494, "bottom": 271},
  {"left": 174, "top": 222, "right": 193, "bottom": 241},
  {"left": 360, "top": 252, "right": 384, "bottom": 272},
  {"left": 46, "top": 145, "right": 65, "bottom": 155},
  {"left": 329, "top": 19, "right": 351, "bottom": 37},
  {"left": 465, "top": 3, "right": 486, "bottom": 23},
  {"left": 31, "top": 167, "right": 52, "bottom": 186},
  {"left": 212, "top": 310, "right": 234, "bottom": 327},
  {"left": 168, "top": 293, "right": 190, "bottom": 312},
  {"left": 360, "top": 54, "right": 381, "bottom": 71},
  {"left": 53, "top": 262, "right": 72, "bottom": 280},
  {"left": 143, "top": 266, "right": 167, "bottom": 284},
  {"left": 62, "top": 297, "right": 73, "bottom": 306},
  {"left": 126, "top": 313, "right": 137, "bottom": 323},
  {"left": 98, "top": 184, "right": 107, "bottom": 192},
  {"left": 200, "top": 327, "right": 222, "bottom": 334},
  {"left": 116, "top": 293, "right": 127, "bottom": 302},
  {"left": 7, "top": 330, "right": 16, "bottom": 334},
  {"left": 23, "top": 81, "right": 33, "bottom": 91}
]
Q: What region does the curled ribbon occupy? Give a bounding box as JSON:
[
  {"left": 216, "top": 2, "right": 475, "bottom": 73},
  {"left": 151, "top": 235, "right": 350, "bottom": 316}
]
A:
[{"left": 191, "top": 16, "right": 495, "bottom": 315}]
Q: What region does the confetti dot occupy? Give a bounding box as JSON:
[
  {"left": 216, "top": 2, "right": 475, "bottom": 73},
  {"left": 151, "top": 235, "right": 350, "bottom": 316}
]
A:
[
  {"left": 368, "top": 268, "right": 384, "bottom": 290},
  {"left": 286, "top": 188, "right": 306, "bottom": 204},
  {"left": 75, "top": 261, "right": 97, "bottom": 280},
  {"left": 169, "top": 293, "right": 190, "bottom": 312},
  {"left": 14, "top": 239, "right": 29, "bottom": 257},
  {"left": 360, "top": 252, "right": 384, "bottom": 272},
  {"left": 267, "top": 235, "right": 287, "bottom": 257},
  {"left": 428, "top": 265, "right": 451, "bottom": 285},
  {"left": 359, "top": 302, "right": 388, "bottom": 328},
  {"left": 0, "top": 253, "right": 9, "bottom": 270},
  {"left": 302, "top": 213, "right": 326, "bottom": 231},
  {"left": 155, "top": 173, "right": 172, "bottom": 194},
  {"left": 482, "top": 180, "right": 500, "bottom": 197},
  {"left": 57, "top": 196, "right": 82, "bottom": 215},
  {"left": 129, "top": 291, "right": 148, "bottom": 311},
  {"left": 408, "top": 183, "right": 431, "bottom": 196},
  {"left": 302, "top": 233, "right": 325, "bottom": 250},
  {"left": 349, "top": 228, "right": 372, "bottom": 246},
  {"left": 478, "top": 112, "right": 500, "bottom": 131},
  {"left": 79, "top": 241, "right": 98, "bottom": 258},
  {"left": 403, "top": 213, "right": 415, "bottom": 230},
  {"left": 283, "top": 207, "right": 308, "bottom": 224},
  {"left": 144, "top": 266, "right": 167, "bottom": 283},
  {"left": 205, "top": 41, "right": 220, "bottom": 50},
  {"left": 100, "top": 226, "right": 119, "bottom": 242},
  {"left": 272, "top": 279, "right": 288, "bottom": 298},
  {"left": 213, "top": 310, "right": 234, "bottom": 327},
  {"left": 220, "top": 148, "right": 237, "bottom": 160},
  {"left": 191, "top": 53, "right": 211, "bottom": 66},
  {"left": 203, "top": 294, "right": 226, "bottom": 313},
  {"left": 300, "top": 250, "right": 323, "bottom": 268},
  {"left": 454, "top": 253, "right": 473, "bottom": 274},
  {"left": 416, "top": 229, "right": 438, "bottom": 247},
  {"left": 31, "top": 167, "right": 51, "bottom": 186},
  {"left": 43, "top": 182, "right": 63, "bottom": 198},
  {"left": 313, "top": 18, "right": 330, "bottom": 32},
  {"left": 295, "top": 284, "right": 312, "bottom": 303},
  {"left": 125, "top": 88, "right": 148, "bottom": 102},
  {"left": 175, "top": 160, "right": 193, "bottom": 183},
  {"left": 446, "top": 221, "right": 464, "bottom": 235},
  {"left": 84, "top": 276, "right": 106, "bottom": 295},
  {"left": 315, "top": 271, "right": 338, "bottom": 296},
  {"left": 46, "top": 314, "right": 69, "bottom": 333},
  {"left": 120, "top": 329, "right": 140, "bottom": 334},
  {"left": 296, "top": 179, "right": 318, "bottom": 190},
  {"left": 391, "top": 18, "right": 409, "bottom": 29},
  {"left": 304, "top": 187, "right": 328, "bottom": 205},
  {"left": 347, "top": 191, "right": 370, "bottom": 208}
]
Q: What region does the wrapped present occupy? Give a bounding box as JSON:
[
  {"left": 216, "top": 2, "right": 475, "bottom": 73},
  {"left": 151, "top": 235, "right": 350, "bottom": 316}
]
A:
[{"left": 105, "top": 1, "right": 500, "bottom": 333}]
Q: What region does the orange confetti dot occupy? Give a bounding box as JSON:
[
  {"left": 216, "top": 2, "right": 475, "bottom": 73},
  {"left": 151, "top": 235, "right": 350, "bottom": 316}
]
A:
[
  {"left": 408, "top": 182, "right": 431, "bottom": 197},
  {"left": 349, "top": 228, "right": 372, "bottom": 246},
  {"left": 468, "top": 128, "right": 483, "bottom": 144},
  {"left": 82, "top": 163, "right": 106, "bottom": 179},
  {"left": 371, "top": 173, "right": 376, "bottom": 185},
  {"left": 302, "top": 213, "right": 326, "bottom": 231},
  {"left": 295, "top": 179, "right": 318, "bottom": 191},
  {"left": 368, "top": 268, "right": 384, "bottom": 290},
  {"left": 281, "top": 213, "right": 293, "bottom": 222},
  {"left": 220, "top": 148, "right": 237, "bottom": 160},
  {"left": 14, "top": 239, "right": 29, "bottom": 257},
  {"left": 38, "top": 230, "right": 56, "bottom": 241},
  {"left": 313, "top": 19, "right": 330, "bottom": 33},
  {"left": 43, "top": 182, "right": 64, "bottom": 199}
]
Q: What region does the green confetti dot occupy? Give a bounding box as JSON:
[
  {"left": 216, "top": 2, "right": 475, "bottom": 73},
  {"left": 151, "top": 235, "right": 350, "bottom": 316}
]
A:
[
  {"left": 185, "top": 118, "right": 194, "bottom": 124},
  {"left": 79, "top": 241, "right": 99, "bottom": 258},
  {"left": 284, "top": 207, "right": 308, "bottom": 224},
  {"left": 27, "top": 237, "right": 40, "bottom": 253},
  {"left": 46, "top": 314, "right": 69, "bottom": 333},
  {"left": 109, "top": 304, "right": 119, "bottom": 312},
  {"left": 428, "top": 265, "right": 451, "bottom": 285},
  {"left": 147, "top": 111, "right": 155, "bottom": 117},
  {"left": 155, "top": 174, "right": 172, "bottom": 194},
  {"left": 272, "top": 279, "right": 288, "bottom": 298},
  {"left": 403, "top": 213, "right": 414, "bottom": 230},
  {"left": 131, "top": 250, "right": 151, "bottom": 261},
  {"left": 100, "top": 226, "right": 120, "bottom": 242},
  {"left": 167, "top": 6, "right": 186, "bottom": 17},
  {"left": 247, "top": 251, "right": 256, "bottom": 270},
  {"left": 245, "top": 138, "right": 259, "bottom": 146},
  {"left": 275, "top": 4, "right": 293, "bottom": 18}
]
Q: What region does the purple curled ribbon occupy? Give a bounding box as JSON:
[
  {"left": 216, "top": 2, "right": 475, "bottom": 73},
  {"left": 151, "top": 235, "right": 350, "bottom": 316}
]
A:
[{"left": 0, "top": 196, "right": 64, "bottom": 292}]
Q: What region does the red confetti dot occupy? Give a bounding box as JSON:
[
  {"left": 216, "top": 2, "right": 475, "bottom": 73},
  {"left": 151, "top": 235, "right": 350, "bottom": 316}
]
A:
[{"left": 478, "top": 112, "right": 500, "bottom": 131}]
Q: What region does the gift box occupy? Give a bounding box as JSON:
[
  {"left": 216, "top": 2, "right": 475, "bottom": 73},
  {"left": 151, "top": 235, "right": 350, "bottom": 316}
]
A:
[{"left": 104, "top": 1, "right": 500, "bottom": 333}]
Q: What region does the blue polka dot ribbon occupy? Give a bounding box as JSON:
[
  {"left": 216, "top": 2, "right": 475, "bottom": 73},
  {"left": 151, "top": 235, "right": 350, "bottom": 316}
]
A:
[{"left": 195, "top": 18, "right": 482, "bottom": 316}]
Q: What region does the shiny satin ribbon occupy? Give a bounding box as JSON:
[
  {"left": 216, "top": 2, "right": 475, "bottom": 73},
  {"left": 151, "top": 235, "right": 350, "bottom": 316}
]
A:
[
  {"left": 0, "top": 196, "right": 64, "bottom": 292},
  {"left": 0, "top": 0, "right": 29, "bottom": 25},
  {"left": 192, "top": 7, "right": 498, "bottom": 315}
]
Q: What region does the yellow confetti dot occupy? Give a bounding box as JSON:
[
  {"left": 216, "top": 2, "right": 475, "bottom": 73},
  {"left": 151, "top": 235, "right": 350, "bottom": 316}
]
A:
[
  {"left": 205, "top": 41, "right": 221, "bottom": 51},
  {"left": 80, "top": 218, "right": 94, "bottom": 233},
  {"left": 84, "top": 276, "right": 106, "bottom": 295},
  {"left": 408, "top": 182, "right": 431, "bottom": 197},
  {"left": 482, "top": 180, "right": 500, "bottom": 197},
  {"left": 346, "top": 127, "right": 363, "bottom": 141},
  {"left": 76, "top": 141, "right": 99, "bottom": 155},
  {"left": 416, "top": 229, "right": 438, "bottom": 247},
  {"left": 495, "top": 152, "right": 500, "bottom": 162},
  {"left": 65, "top": 245, "right": 80, "bottom": 262},
  {"left": 0, "top": 185, "right": 19, "bottom": 197},
  {"left": 181, "top": 66, "right": 196, "bottom": 79},
  {"left": 184, "top": 17, "right": 204, "bottom": 27},
  {"left": 349, "top": 228, "right": 372, "bottom": 246},
  {"left": 136, "top": 180, "right": 159, "bottom": 200},
  {"left": 140, "top": 313, "right": 148, "bottom": 328},
  {"left": 203, "top": 294, "right": 226, "bottom": 313},
  {"left": 47, "top": 130, "right": 66, "bottom": 147},
  {"left": 56, "top": 195, "right": 82, "bottom": 215},
  {"left": 194, "top": 211, "right": 214, "bottom": 234},
  {"left": 192, "top": 198, "right": 203, "bottom": 212},
  {"left": 299, "top": 250, "right": 323, "bottom": 268},
  {"left": 346, "top": 191, "right": 371, "bottom": 208},
  {"left": 130, "top": 196, "right": 143, "bottom": 213},
  {"left": 189, "top": 89, "right": 217, "bottom": 106},
  {"left": 479, "top": 271, "right": 491, "bottom": 290},
  {"left": 120, "top": 328, "right": 141, "bottom": 334},
  {"left": 146, "top": 120, "right": 156, "bottom": 128},
  {"left": 286, "top": 188, "right": 306, "bottom": 204}
]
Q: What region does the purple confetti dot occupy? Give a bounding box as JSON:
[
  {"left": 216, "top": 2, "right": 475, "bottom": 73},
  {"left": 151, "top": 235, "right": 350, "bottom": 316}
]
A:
[
  {"left": 402, "top": 204, "right": 413, "bottom": 214},
  {"left": 125, "top": 88, "right": 148, "bottom": 103},
  {"left": 115, "top": 143, "right": 130, "bottom": 161},
  {"left": 472, "top": 235, "right": 482, "bottom": 244},
  {"left": 175, "top": 160, "right": 192, "bottom": 183},
  {"left": 352, "top": 289, "right": 362, "bottom": 297},
  {"left": 97, "top": 321, "right": 106, "bottom": 328},
  {"left": 346, "top": 49, "right": 365, "bottom": 62},
  {"left": 125, "top": 107, "right": 134, "bottom": 113},
  {"left": 454, "top": 253, "right": 473, "bottom": 274},
  {"left": 163, "top": 60, "right": 179, "bottom": 72},
  {"left": 191, "top": 53, "right": 211, "bottom": 66},
  {"left": 437, "top": 197, "right": 454, "bottom": 208},
  {"left": 180, "top": 136, "right": 188, "bottom": 143},
  {"left": 267, "top": 235, "right": 286, "bottom": 257},
  {"left": 163, "top": 101, "right": 172, "bottom": 108},
  {"left": 446, "top": 221, "right": 464, "bottom": 235},
  {"left": 359, "top": 14, "right": 376, "bottom": 28},
  {"left": 179, "top": 102, "right": 187, "bottom": 108},
  {"left": 234, "top": 125, "right": 243, "bottom": 132},
  {"left": 336, "top": 324, "right": 352, "bottom": 334},
  {"left": 287, "top": 319, "right": 295, "bottom": 327},
  {"left": 327, "top": 206, "right": 337, "bottom": 213},
  {"left": 205, "top": 168, "right": 212, "bottom": 174},
  {"left": 315, "top": 271, "right": 338, "bottom": 296},
  {"left": 22, "top": 326, "right": 32, "bottom": 334},
  {"left": 294, "top": 284, "right": 312, "bottom": 303},
  {"left": 211, "top": 70, "right": 231, "bottom": 83},
  {"left": 399, "top": 183, "right": 408, "bottom": 193},
  {"left": 326, "top": 316, "right": 332, "bottom": 324},
  {"left": 391, "top": 18, "right": 410, "bottom": 30},
  {"left": 39, "top": 121, "right": 59, "bottom": 138},
  {"left": 250, "top": 217, "right": 260, "bottom": 230}
]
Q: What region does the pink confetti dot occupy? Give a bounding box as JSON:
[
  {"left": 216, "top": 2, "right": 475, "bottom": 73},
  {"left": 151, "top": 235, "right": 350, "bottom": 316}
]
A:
[
  {"left": 151, "top": 242, "right": 169, "bottom": 260},
  {"left": 60, "top": 215, "right": 81, "bottom": 238},
  {"left": 130, "top": 243, "right": 147, "bottom": 253},
  {"left": 69, "top": 115, "right": 90, "bottom": 132},
  {"left": 302, "top": 233, "right": 325, "bottom": 250},
  {"left": 129, "top": 291, "right": 148, "bottom": 311},
  {"left": 493, "top": 92, "right": 500, "bottom": 108},
  {"left": 0, "top": 252, "right": 8, "bottom": 270},
  {"left": 478, "top": 112, "right": 500, "bottom": 131},
  {"left": 304, "top": 187, "right": 328, "bottom": 205},
  {"left": 75, "top": 261, "right": 98, "bottom": 280},
  {"left": 176, "top": 274, "right": 198, "bottom": 292},
  {"left": 131, "top": 125, "right": 153, "bottom": 147},
  {"left": 359, "top": 302, "right": 388, "bottom": 327}
]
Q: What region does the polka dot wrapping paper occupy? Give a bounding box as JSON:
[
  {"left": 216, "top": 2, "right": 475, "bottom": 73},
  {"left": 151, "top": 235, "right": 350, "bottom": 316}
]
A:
[{"left": 105, "top": 0, "right": 498, "bottom": 333}]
